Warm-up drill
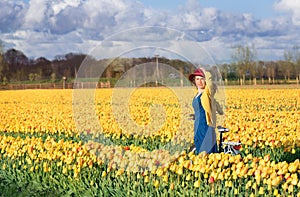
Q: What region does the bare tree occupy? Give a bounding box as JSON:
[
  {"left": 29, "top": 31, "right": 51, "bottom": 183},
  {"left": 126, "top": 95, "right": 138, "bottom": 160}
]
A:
[
  {"left": 282, "top": 50, "right": 294, "bottom": 82},
  {"left": 0, "top": 41, "right": 4, "bottom": 82},
  {"left": 257, "top": 61, "right": 266, "bottom": 84},
  {"left": 219, "top": 63, "right": 229, "bottom": 85},
  {"left": 292, "top": 45, "right": 300, "bottom": 85},
  {"left": 266, "top": 61, "right": 276, "bottom": 84},
  {"left": 231, "top": 44, "right": 256, "bottom": 85}
]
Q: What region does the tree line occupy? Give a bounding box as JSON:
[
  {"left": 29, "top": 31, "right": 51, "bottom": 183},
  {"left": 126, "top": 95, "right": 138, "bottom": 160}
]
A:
[
  {"left": 219, "top": 45, "right": 300, "bottom": 85},
  {"left": 0, "top": 43, "right": 300, "bottom": 85}
]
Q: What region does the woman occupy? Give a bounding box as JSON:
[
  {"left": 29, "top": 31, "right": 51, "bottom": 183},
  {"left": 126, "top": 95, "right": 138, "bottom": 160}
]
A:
[{"left": 189, "top": 68, "right": 223, "bottom": 154}]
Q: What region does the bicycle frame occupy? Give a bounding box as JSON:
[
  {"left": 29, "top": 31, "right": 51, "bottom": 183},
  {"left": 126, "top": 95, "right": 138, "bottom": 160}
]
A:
[{"left": 217, "top": 126, "right": 241, "bottom": 155}]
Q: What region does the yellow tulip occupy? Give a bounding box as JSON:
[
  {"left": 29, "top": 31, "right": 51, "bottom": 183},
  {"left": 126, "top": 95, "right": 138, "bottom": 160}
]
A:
[
  {"left": 225, "top": 181, "right": 229, "bottom": 187},
  {"left": 288, "top": 185, "right": 294, "bottom": 193},
  {"left": 288, "top": 163, "right": 297, "bottom": 173},
  {"left": 156, "top": 168, "right": 164, "bottom": 177},
  {"left": 282, "top": 182, "right": 288, "bottom": 190},
  {"left": 62, "top": 166, "right": 68, "bottom": 174},
  {"left": 176, "top": 167, "right": 183, "bottom": 175},
  {"left": 144, "top": 176, "right": 149, "bottom": 183},
  {"left": 258, "top": 187, "right": 264, "bottom": 195},
  {"left": 271, "top": 176, "right": 282, "bottom": 186},
  {"left": 252, "top": 182, "right": 257, "bottom": 190},
  {"left": 116, "top": 168, "right": 124, "bottom": 176},
  {"left": 224, "top": 160, "right": 229, "bottom": 167},
  {"left": 153, "top": 180, "right": 159, "bottom": 188},
  {"left": 228, "top": 181, "right": 233, "bottom": 188},
  {"left": 201, "top": 173, "right": 207, "bottom": 178},
  {"left": 185, "top": 173, "right": 191, "bottom": 181},
  {"left": 217, "top": 171, "right": 225, "bottom": 181},
  {"left": 292, "top": 149, "right": 296, "bottom": 154},
  {"left": 194, "top": 180, "right": 200, "bottom": 188},
  {"left": 234, "top": 188, "right": 238, "bottom": 195},
  {"left": 74, "top": 172, "right": 78, "bottom": 178},
  {"left": 30, "top": 166, "right": 34, "bottom": 172},
  {"left": 163, "top": 175, "right": 168, "bottom": 183}
]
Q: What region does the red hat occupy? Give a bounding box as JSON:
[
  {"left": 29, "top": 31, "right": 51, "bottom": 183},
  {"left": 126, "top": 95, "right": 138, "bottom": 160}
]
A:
[{"left": 188, "top": 68, "right": 205, "bottom": 82}]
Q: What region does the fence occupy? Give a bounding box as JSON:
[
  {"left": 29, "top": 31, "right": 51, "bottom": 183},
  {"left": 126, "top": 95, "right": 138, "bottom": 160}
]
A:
[
  {"left": 0, "top": 81, "right": 111, "bottom": 90},
  {"left": 1, "top": 79, "right": 299, "bottom": 91}
]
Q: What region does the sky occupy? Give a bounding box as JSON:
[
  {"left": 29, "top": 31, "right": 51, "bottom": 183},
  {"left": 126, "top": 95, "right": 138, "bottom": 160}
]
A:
[
  {"left": 141, "top": 0, "right": 278, "bottom": 19},
  {"left": 0, "top": 0, "right": 300, "bottom": 63}
]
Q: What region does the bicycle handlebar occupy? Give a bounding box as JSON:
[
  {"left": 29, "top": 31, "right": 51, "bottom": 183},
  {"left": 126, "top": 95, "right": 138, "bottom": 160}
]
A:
[{"left": 217, "top": 126, "right": 229, "bottom": 133}]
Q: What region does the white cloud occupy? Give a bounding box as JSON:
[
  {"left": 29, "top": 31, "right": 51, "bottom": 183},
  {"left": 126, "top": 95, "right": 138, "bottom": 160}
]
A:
[
  {"left": 0, "top": 0, "right": 299, "bottom": 62},
  {"left": 274, "top": 0, "right": 300, "bottom": 25},
  {"left": 23, "top": 0, "right": 47, "bottom": 29},
  {"left": 51, "top": 0, "right": 81, "bottom": 15}
]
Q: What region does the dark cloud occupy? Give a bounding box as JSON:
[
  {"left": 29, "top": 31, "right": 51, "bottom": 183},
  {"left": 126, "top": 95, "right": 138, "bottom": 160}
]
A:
[{"left": 0, "top": 1, "right": 27, "bottom": 33}]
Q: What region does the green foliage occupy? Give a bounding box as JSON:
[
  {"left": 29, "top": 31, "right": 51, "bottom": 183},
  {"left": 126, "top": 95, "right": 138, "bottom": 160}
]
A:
[{"left": 0, "top": 130, "right": 299, "bottom": 196}]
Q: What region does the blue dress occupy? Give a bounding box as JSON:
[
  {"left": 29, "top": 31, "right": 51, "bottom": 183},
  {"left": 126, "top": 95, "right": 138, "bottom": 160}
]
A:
[{"left": 192, "top": 94, "right": 218, "bottom": 154}]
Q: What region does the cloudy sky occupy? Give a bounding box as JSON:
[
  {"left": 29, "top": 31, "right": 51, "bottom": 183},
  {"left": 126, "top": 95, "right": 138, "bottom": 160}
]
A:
[{"left": 0, "top": 0, "right": 299, "bottom": 63}]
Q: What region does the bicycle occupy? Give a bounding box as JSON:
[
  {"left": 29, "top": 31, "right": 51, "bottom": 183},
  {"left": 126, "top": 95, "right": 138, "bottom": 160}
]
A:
[
  {"left": 217, "top": 125, "right": 241, "bottom": 155},
  {"left": 188, "top": 114, "right": 242, "bottom": 155}
]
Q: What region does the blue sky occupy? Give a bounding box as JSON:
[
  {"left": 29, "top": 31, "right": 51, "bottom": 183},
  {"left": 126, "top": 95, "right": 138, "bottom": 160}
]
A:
[
  {"left": 1, "top": 0, "right": 300, "bottom": 62},
  {"left": 20, "top": 0, "right": 278, "bottom": 19},
  {"left": 140, "top": 0, "right": 278, "bottom": 19}
]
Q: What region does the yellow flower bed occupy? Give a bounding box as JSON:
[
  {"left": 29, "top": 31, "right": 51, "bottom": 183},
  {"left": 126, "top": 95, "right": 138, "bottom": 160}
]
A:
[
  {"left": 1, "top": 88, "right": 299, "bottom": 150},
  {"left": 0, "top": 90, "right": 76, "bottom": 136},
  {"left": 0, "top": 87, "right": 299, "bottom": 196},
  {"left": 224, "top": 88, "right": 300, "bottom": 151}
]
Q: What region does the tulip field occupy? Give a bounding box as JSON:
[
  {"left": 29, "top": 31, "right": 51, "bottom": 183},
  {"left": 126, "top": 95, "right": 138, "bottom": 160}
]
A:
[{"left": 0, "top": 86, "right": 300, "bottom": 196}]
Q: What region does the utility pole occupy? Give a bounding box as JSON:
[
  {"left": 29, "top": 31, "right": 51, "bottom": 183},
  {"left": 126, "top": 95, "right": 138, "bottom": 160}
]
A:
[{"left": 155, "top": 54, "right": 159, "bottom": 86}]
